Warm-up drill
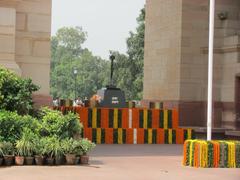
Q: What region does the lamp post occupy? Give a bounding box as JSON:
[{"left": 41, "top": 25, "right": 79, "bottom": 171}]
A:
[{"left": 73, "top": 68, "right": 78, "bottom": 101}]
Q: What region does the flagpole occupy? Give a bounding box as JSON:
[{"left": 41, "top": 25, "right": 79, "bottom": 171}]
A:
[{"left": 207, "top": 0, "right": 215, "bottom": 141}]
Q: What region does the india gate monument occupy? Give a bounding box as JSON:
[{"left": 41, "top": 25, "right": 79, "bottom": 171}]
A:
[
  {"left": 0, "top": 0, "right": 240, "bottom": 131},
  {"left": 0, "top": 0, "right": 51, "bottom": 105}
]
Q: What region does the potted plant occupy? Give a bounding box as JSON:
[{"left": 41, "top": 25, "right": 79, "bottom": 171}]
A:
[
  {"left": 17, "top": 128, "right": 35, "bottom": 165},
  {"left": 73, "top": 140, "right": 83, "bottom": 165},
  {"left": 15, "top": 140, "right": 25, "bottom": 166},
  {"left": 43, "top": 136, "right": 62, "bottom": 166},
  {"left": 80, "top": 138, "right": 95, "bottom": 165},
  {"left": 42, "top": 137, "right": 54, "bottom": 165},
  {"left": 62, "top": 138, "right": 76, "bottom": 165},
  {"left": 33, "top": 138, "right": 45, "bottom": 165},
  {"left": 0, "top": 142, "right": 4, "bottom": 166},
  {"left": 1, "top": 142, "right": 14, "bottom": 166},
  {"left": 53, "top": 139, "right": 64, "bottom": 165}
]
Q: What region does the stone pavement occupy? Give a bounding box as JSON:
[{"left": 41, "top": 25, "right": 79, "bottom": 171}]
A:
[{"left": 0, "top": 145, "right": 239, "bottom": 180}]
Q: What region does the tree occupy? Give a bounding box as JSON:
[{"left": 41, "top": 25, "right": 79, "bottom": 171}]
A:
[
  {"left": 50, "top": 27, "right": 109, "bottom": 99},
  {"left": 51, "top": 7, "right": 145, "bottom": 101},
  {"left": 113, "top": 8, "right": 145, "bottom": 100}
]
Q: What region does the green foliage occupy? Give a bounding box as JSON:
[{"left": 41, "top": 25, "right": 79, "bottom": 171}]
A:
[
  {"left": 0, "top": 142, "right": 4, "bottom": 157},
  {"left": 0, "top": 110, "right": 39, "bottom": 143},
  {"left": 73, "top": 140, "right": 83, "bottom": 156},
  {"left": 41, "top": 136, "right": 59, "bottom": 158},
  {"left": 15, "top": 128, "right": 36, "bottom": 157},
  {"left": 80, "top": 138, "right": 96, "bottom": 155},
  {"left": 33, "top": 137, "right": 46, "bottom": 156},
  {"left": 50, "top": 7, "right": 145, "bottom": 100},
  {"left": 61, "top": 138, "right": 76, "bottom": 155},
  {"left": 52, "top": 26, "right": 87, "bottom": 57},
  {"left": 33, "top": 136, "right": 63, "bottom": 158},
  {"left": 52, "top": 138, "right": 64, "bottom": 159},
  {"left": 0, "top": 142, "right": 14, "bottom": 156},
  {"left": 0, "top": 66, "right": 39, "bottom": 115},
  {"left": 50, "top": 27, "right": 109, "bottom": 99},
  {"left": 0, "top": 108, "right": 83, "bottom": 144},
  {"left": 113, "top": 8, "right": 145, "bottom": 100},
  {"left": 38, "top": 108, "right": 83, "bottom": 139}
]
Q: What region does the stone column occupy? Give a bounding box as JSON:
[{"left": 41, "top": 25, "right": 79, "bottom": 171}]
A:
[
  {"left": 144, "top": 0, "right": 240, "bottom": 129},
  {"left": 0, "top": 0, "right": 52, "bottom": 107},
  {"left": 15, "top": 0, "right": 52, "bottom": 106},
  {"left": 0, "top": 6, "right": 21, "bottom": 75}
]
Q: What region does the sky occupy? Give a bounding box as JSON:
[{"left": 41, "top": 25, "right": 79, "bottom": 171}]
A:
[{"left": 52, "top": 0, "right": 146, "bottom": 59}]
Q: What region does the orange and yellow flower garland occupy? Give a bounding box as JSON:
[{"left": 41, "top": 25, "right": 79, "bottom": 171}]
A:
[{"left": 183, "top": 140, "right": 240, "bottom": 168}]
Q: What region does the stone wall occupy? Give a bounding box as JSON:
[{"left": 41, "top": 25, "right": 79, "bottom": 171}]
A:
[
  {"left": 144, "top": 0, "right": 182, "bottom": 101},
  {"left": 0, "top": 6, "right": 21, "bottom": 74},
  {"left": 0, "top": 0, "right": 52, "bottom": 106},
  {"left": 144, "top": 0, "right": 240, "bottom": 129}
]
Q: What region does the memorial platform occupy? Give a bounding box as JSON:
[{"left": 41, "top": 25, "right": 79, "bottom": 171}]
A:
[{"left": 54, "top": 106, "right": 195, "bottom": 144}]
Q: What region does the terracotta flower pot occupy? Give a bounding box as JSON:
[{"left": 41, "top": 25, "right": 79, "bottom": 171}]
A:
[
  {"left": 46, "top": 157, "right": 54, "bottom": 166},
  {"left": 15, "top": 156, "right": 24, "bottom": 166},
  {"left": 35, "top": 155, "right": 44, "bottom": 165},
  {"left": 65, "top": 154, "right": 76, "bottom": 165},
  {"left": 0, "top": 157, "right": 3, "bottom": 166},
  {"left": 25, "top": 157, "right": 34, "bottom": 165},
  {"left": 4, "top": 155, "right": 14, "bottom": 166},
  {"left": 80, "top": 155, "right": 89, "bottom": 165}
]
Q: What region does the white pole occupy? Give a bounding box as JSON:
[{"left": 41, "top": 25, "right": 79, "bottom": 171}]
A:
[{"left": 207, "top": 0, "right": 215, "bottom": 141}]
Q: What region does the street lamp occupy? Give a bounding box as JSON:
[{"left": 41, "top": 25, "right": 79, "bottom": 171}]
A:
[{"left": 73, "top": 68, "right": 78, "bottom": 100}]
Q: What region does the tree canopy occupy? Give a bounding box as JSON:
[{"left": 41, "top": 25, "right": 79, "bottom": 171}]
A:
[
  {"left": 113, "top": 8, "right": 145, "bottom": 100},
  {"left": 50, "top": 26, "right": 109, "bottom": 99},
  {"left": 50, "top": 8, "right": 145, "bottom": 100}
]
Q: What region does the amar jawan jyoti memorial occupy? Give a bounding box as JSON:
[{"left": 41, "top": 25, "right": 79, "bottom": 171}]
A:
[{"left": 0, "top": 0, "right": 240, "bottom": 132}]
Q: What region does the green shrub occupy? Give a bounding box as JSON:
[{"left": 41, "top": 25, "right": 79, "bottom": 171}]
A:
[
  {"left": 52, "top": 138, "right": 64, "bottom": 159},
  {"left": 0, "top": 142, "right": 14, "bottom": 156},
  {"left": 61, "top": 138, "right": 77, "bottom": 155},
  {"left": 73, "top": 140, "right": 83, "bottom": 156},
  {"left": 0, "top": 110, "right": 23, "bottom": 143},
  {"left": 62, "top": 138, "right": 95, "bottom": 156},
  {"left": 15, "top": 128, "right": 36, "bottom": 157},
  {"left": 42, "top": 136, "right": 61, "bottom": 158},
  {"left": 80, "top": 138, "right": 96, "bottom": 155},
  {"left": 0, "top": 66, "right": 39, "bottom": 115},
  {"left": 33, "top": 137, "right": 46, "bottom": 156},
  {"left": 0, "top": 142, "right": 4, "bottom": 157},
  {"left": 61, "top": 112, "right": 83, "bottom": 138},
  {"left": 0, "top": 110, "right": 40, "bottom": 143},
  {"left": 38, "top": 108, "right": 83, "bottom": 139}
]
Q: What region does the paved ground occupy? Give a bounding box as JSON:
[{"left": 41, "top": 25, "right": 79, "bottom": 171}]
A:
[{"left": 0, "top": 145, "right": 239, "bottom": 180}]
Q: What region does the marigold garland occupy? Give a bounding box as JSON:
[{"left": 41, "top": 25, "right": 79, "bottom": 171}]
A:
[
  {"left": 54, "top": 106, "right": 195, "bottom": 144},
  {"left": 183, "top": 140, "right": 240, "bottom": 168}
]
